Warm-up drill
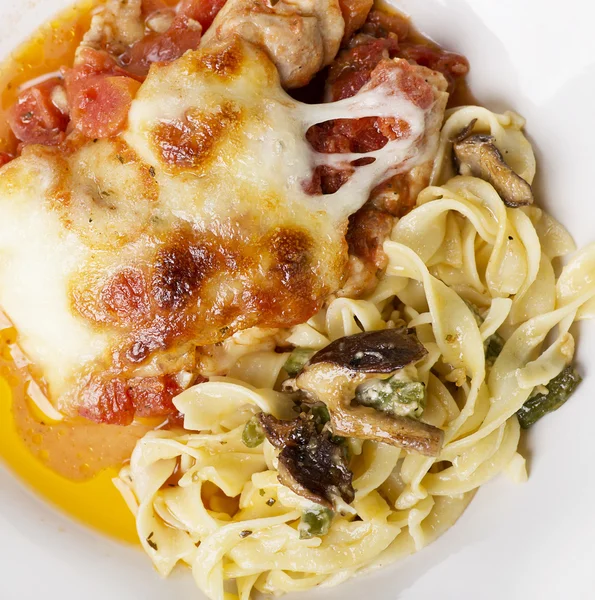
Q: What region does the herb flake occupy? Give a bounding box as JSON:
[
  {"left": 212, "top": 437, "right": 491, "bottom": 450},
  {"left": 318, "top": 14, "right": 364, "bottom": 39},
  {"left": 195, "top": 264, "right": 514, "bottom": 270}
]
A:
[{"left": 146, "top": 532, "right": 158, "bottom": 551}]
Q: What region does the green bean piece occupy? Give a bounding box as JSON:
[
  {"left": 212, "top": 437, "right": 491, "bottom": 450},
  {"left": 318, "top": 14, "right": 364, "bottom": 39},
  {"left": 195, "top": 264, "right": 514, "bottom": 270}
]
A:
[
  {"left": 284, "top": 348, "right": 316, "bottom": 377},
  {"left": 356, "top": 376, "right": 426, "bottom": 419},
  {"left": 298, "top": 506, "right": 334, "bottom": 539},
  {"left": 242, "top": 415, "right": 265, "bottom": 448},
  {"left": 465, "top": 301, "right": 506, "bottom": 365},
  {"left": 485, "top": 332, "right": 505, "bottom": 365},
  {"left": 517, "top": 366, "right": 582, "bottom": 429},
  {"left": 311, "top": 403, "right": 330, "bottom": 426},
  {"left": 464, "top": 300, "right": 484, "bottom": 326}
]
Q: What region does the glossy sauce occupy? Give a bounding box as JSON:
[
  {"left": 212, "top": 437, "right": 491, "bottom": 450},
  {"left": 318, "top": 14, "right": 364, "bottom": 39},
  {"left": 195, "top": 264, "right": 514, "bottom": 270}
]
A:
[
  {"left": 406, "top": 24, "right": 475, "bottom": 108},
  {"left": 0, "top": 0, "right": 180, "bottom": 155},
  {"left": 292, "top": 4, "right": 473, "bottom": 108},
  {"left": 0, "top": 332, "right": 150, "bottom": 543},
  {"left": 0, "top": 1, "right": 96, "bottom": 155},
  {"left": 380, "top": 3, "right": 475, "bottom": 108}
]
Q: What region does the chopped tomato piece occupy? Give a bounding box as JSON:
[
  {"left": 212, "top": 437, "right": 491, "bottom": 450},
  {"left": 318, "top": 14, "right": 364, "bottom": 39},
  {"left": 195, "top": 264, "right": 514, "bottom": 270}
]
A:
[
  {"left": 398, "top": 42, "right": 469, "bottom": 91},
  {"left": 78, "top": 375, "right": 200, "bottom": 425},
  {"left": 356, "top": 10, "right": 469, "bottom": 93},
  {"left": 64, "top": 47, "right": 134, "bottom": 85},
  {"left": 64, "top": 47, "right": 142, "bottom": 99},
  {"left": 178, "top": 0, "right": 227, "bottom": 30},
  {"left": 307, "top": 116, "right": 409, "bottom": 154},
  {"left": 122, "top": 14, "right": 203, "bottom": 77},
  {"left": 79, "top": 373, "right": 205, "bottom": 424},
  {"left": 303, "top": 114, "right": 407, "bottom": 196},
  {"left": 339, "top": 0, "right": 373, "bottom": 41},
  {"left": 69, "top": 75, "right": 141, "bottom": 139},
  {"left": 79, "top": 376, "right": 135, "bottom": 426},
  {"left": 63, "top": 48, "right": 143, "bottom": 138},
  {"left": 304, "top": 115, "right": 407, "bottom": 194},
  {"left": 7, "top": 77, "right": 68, "bottom": 146},
  {"left": 326, "top": 38, "right": 399, "bottom": 101},
  {"left": 128, "top": 375, "right": 181, "bottom": 417},
  {"left": 141, "top": 0, "right": 171, "bottom": 15},
  {"left": 309, "top": 57, "right": 434, "bottom": 197},
  {"left": 303, "top": 164, "right": 353, "bottom": 195},
  {"left": 0, "top": 153, "right": 13, "bottom": 167}
]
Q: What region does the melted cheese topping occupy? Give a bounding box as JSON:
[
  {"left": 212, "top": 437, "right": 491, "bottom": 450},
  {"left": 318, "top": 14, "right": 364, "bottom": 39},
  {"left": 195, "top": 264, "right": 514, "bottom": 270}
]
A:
[
  {"left": 0, "top": 151, "right": 110, "bottom": 398},
  {"left": 127, "top": 39, "right": 435, "bottom": 223},
  {"left": 0, "top": 37, "right": 446, "bottom": 417}
]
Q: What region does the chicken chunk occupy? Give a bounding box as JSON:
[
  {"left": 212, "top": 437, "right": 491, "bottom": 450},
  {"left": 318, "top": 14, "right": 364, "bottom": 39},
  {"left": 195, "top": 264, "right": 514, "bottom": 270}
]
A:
[
  {"left": 78, "top": 0, "right": 145, "bottom": 58},
  {"left": 202, "top": 0, "right": 345, "bottom": 88}
]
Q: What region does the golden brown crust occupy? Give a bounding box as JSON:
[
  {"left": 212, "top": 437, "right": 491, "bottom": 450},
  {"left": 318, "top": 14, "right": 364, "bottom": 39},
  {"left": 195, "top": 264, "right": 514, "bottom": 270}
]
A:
[
  {"left": 191, "top": 39, "right": 245, "bottom": 77},
  {"left": 152, "top": 104, "right": 243, "bottom": 171},
  {"left": 70, "top": 223, "right": 334, "bottom": 378},
  {"left": 48, "top": 138, "right": 159, "bottom": 249}
]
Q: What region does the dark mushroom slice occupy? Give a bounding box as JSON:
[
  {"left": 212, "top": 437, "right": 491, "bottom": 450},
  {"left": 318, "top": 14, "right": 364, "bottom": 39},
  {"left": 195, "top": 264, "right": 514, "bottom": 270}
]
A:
[
  {"left": 284, "top": 348, "right": 316, "bottom": 377},
  {"left": 296, "top": 362, "right": 443, "bottom": 456},
  {"left": 308, "top": 328, "right": 428, "bottom": 374},
  {"left": 291, "top": 329, "right": 444, "bottom": 457},
  {"left": 451, "top": 118, "right": 477, "bottom": 144},
  {"left": 259, "top": 412, "right": 354, "bottom": 509},
  {"left": 453, "top": 132, "right": 534, "bottom": 208},
  {"left": 258, "top": 413, "right": 297, "bottom": 447},
  {"left": 333, "top": 401, "right": 441, "bottom": 456}
]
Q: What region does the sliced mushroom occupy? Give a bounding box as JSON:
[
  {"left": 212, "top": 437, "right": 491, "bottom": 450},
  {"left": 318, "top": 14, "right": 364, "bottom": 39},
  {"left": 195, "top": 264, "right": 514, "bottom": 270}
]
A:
[
  {"left": 259, "top": 412, "right": 354, "bottom": 509},
  {"left": 288, "top": 329, "right": 444, "bottom": 457},
  {"left": 451, "top": 118, "right": 477, "bottom": 144},
  {"left": 453, "top": 131, "right": 533, "bottom": 207},
  {"left": 308, "top": 328, "right": 427, "bottom": 373}
]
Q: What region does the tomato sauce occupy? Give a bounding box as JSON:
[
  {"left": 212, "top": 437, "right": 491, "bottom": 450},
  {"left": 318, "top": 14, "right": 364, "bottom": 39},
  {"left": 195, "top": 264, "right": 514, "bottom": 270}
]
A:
[
  {"left": 401, "top": 14, "right": 475, "bottom": 107},
  {"left": 0, "top": 1, "right": 95, "bottom": 155},
  {"left": 0, "top": 0, "right": 203, "bottom": 153}
]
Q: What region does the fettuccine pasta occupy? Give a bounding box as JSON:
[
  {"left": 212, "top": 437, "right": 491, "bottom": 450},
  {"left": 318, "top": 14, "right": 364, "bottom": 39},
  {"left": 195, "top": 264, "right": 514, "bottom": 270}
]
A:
[{"left": 116, "top": 107, "right": 595, "bottom": 600}]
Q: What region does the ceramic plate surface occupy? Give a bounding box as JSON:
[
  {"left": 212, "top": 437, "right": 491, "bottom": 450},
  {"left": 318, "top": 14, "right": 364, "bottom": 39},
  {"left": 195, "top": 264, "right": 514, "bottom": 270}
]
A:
[{"left": 1, "top": 0, "right": 594, "bottom": 598}]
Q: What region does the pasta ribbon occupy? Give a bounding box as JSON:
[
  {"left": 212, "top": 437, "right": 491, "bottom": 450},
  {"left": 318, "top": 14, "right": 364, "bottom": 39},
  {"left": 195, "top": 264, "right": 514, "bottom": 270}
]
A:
[{"left": 116, "top": 106, "right": 594, "bottom": 600}]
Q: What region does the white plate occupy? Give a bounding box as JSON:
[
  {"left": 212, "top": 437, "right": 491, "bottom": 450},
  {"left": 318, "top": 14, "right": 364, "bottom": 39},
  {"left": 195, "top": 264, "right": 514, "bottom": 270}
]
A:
[{"left": 1, "top": 0, "right": 595, "bottom": 598}]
